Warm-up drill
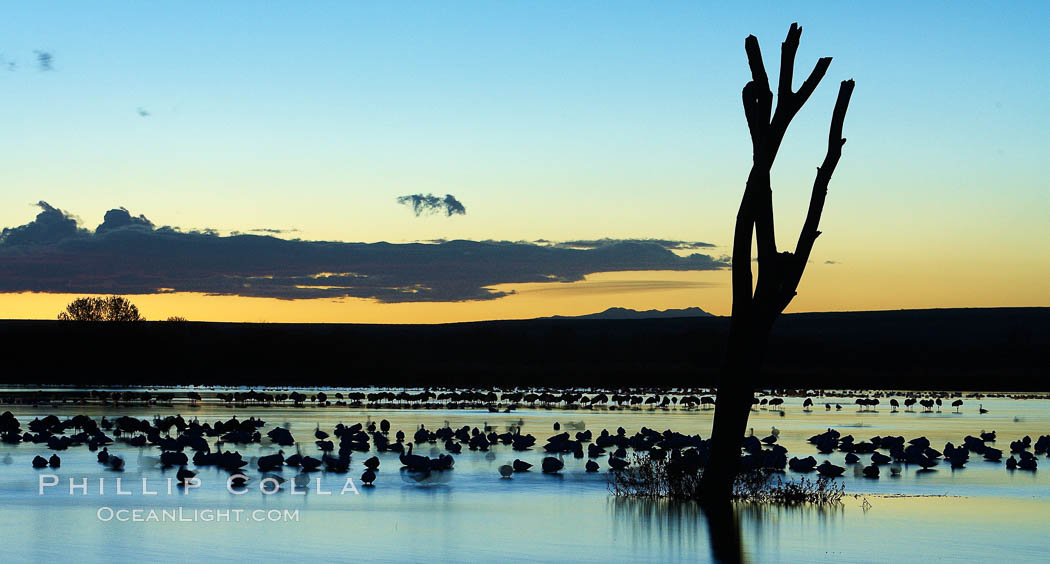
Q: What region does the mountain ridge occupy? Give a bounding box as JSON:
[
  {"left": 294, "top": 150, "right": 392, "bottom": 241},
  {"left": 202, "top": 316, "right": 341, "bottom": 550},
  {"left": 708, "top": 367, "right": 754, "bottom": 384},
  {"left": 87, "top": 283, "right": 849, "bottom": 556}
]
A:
[{"left": 545, "top": 306, "right": 714, "bottom": 320}]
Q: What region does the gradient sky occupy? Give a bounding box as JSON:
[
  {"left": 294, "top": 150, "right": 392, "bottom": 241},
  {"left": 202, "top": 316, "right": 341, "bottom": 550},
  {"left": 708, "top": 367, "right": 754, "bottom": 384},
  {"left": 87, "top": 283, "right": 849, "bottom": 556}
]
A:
[{"left": 1, "top": 1, "right": 1047, "bottom": 322}]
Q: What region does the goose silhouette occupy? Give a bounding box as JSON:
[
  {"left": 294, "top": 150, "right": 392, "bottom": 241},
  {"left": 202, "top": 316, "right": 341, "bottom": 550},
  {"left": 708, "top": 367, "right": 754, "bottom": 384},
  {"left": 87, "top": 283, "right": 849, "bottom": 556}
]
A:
[
  {"left": 300, "top": 456, "right": 322, "bottom": 472},
  {"left": 817, "top": 461, "right": 845, "bottom": 477},
  {"left": 400, "top": 443, "right": 428, "bottom": 468},
  {"left": 789, "top": 456, "right": 817, "bottom": 472},
  {"left": 322, "top": 453, "right": 350, "bottom": 473},
  {"left": 258, "top": 451, "right": 285, "bottom": 471},
  {"left": 176, "top": 466, "right": 195, "bottom": 483},
  {"left": 541, "top": 457, "right": 564, "bottom": 473}
]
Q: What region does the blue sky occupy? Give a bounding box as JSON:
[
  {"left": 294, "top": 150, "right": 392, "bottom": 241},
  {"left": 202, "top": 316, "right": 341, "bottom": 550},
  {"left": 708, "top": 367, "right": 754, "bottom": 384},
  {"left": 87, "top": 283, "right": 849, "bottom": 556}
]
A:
[{"left": 0, "top": 1, "right": 1047, "bottom": 320}]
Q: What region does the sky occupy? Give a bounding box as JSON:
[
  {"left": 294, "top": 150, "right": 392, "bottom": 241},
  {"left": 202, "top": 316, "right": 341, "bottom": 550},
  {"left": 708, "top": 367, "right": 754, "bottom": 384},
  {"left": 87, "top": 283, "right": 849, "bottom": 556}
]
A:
[{"left": 1, "top": 1, "right": 1047, "bottom": 323}]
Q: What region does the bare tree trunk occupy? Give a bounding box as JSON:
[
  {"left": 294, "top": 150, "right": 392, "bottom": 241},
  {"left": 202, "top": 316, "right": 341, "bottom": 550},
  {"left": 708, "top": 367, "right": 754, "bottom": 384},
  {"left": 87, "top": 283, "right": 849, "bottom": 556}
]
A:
[{"left": 700, "top": 23, "right": 855, "bottom": 502}]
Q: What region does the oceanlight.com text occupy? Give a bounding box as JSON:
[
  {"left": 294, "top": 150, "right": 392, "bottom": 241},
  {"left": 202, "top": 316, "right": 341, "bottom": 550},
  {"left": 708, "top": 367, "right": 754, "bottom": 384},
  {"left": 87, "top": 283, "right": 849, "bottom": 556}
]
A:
[{"left": 96, "top": 507, "right": 300, "bottom": 522}]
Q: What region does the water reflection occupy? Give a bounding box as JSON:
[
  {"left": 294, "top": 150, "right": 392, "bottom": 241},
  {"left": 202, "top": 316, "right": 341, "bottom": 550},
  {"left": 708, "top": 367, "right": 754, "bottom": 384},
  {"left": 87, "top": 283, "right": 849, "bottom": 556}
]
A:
[
  {"left": 610, "top": 497, "right": 707, "bottom": 560},
  {"left": 610, "top": 497, "right": 847, "bottom": 563},
  {"left": 0, "top": 398, "right": 1046, "bottom": 561},
  {"left": 398, "top": 468, "right": 454, "bottom": 485}
]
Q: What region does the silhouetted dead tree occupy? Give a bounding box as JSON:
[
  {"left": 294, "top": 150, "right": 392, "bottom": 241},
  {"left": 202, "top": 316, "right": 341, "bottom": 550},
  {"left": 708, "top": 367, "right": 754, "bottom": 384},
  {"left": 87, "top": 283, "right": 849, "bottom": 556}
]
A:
[{"left": 701, "top": 23, "right": 855, "bottom": 501}]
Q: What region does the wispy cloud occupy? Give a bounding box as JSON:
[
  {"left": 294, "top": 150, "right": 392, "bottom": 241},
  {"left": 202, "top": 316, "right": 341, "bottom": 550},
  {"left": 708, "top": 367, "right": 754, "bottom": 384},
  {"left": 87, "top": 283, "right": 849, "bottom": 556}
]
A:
[
  {"left": 248, "top": 227, "right": 300, "bottom": 235},
  {"left": 33, "top": 50, "right": 53, "bottom": 71},
  {"left": 397, "top": 193, "right": 466, "bottom": 217},
  {"left": 541, "top": 238, "right": 716, "bottom": 251}
]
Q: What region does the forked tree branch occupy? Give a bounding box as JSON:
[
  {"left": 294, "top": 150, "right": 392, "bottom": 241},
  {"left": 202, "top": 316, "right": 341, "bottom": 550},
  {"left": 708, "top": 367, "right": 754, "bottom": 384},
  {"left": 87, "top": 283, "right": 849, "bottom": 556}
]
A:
[
  {"left": 778, "top": 23, "right": 802, "bottom": 103},
  {"left": 749, "top": 24, "right": 834, "bottom": 304},
  {"left": 777, "top": 79, "right": 856, "bottom": 314},
  {"left": 794, "top": 57, "right": 833, "bottom": 110},
  {"left": 743, "top": 35, "right": 772, "bottom": 153},
  {"left": 733, "top": 23, "right": 853, "bottom": 320}
]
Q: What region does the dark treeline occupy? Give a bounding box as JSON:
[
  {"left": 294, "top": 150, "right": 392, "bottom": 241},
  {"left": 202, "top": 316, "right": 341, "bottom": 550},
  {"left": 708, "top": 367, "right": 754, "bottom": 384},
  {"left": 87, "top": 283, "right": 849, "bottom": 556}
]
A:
[{"left": 0, "top": 307, "right": 1045, "bottom": 390}]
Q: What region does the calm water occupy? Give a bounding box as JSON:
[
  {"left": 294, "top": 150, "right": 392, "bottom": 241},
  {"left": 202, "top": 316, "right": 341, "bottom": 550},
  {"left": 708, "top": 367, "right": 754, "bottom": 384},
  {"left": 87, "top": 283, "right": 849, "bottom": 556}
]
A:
[{"left": 0, "top": 395, "right": 1047, "bottom": 562}]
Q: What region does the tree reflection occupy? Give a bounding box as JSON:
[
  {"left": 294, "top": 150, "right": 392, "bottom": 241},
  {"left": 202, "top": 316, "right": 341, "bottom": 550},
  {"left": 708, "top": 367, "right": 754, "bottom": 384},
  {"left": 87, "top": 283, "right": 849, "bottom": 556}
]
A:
[
  {"left": 610, "top": 497, "right": 846, "bottom": 563},
  {"left": 702, "top": 500, "right": 745, "bottom": 563}
]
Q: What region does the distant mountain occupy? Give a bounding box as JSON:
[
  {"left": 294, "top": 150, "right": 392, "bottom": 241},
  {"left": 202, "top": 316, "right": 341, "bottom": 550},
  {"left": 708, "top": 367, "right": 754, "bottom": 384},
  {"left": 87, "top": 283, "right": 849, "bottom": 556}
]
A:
[{"left": 547, "top": 307, "right": 714, "bottom": 320}]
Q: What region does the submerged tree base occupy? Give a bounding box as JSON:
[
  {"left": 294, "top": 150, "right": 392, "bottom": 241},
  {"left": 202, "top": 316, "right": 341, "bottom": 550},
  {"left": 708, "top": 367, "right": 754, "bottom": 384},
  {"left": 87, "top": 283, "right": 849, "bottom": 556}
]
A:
[{"left": 608, "top": 454, "right": 844, "bottom": 505}]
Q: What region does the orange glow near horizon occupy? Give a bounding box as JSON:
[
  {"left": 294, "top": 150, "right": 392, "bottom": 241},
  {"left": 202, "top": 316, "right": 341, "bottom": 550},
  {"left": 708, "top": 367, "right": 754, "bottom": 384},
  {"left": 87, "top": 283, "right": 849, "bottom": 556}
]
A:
[
  {"left": 0, "top": 271, "right": 726, "bottom": 324},
  {"left": 0, "top": 263, "right": 1046, "bottom": 324}
]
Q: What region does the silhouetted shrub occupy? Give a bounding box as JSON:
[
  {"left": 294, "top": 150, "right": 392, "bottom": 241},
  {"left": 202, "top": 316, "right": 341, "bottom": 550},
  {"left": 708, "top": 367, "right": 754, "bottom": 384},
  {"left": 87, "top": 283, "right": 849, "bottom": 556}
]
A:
[
  {"left": 609, "top": 454, "right": 844, "bottom": 505},
  {"left": 58, "top": 296, "right": 144, "bottom": 321}
]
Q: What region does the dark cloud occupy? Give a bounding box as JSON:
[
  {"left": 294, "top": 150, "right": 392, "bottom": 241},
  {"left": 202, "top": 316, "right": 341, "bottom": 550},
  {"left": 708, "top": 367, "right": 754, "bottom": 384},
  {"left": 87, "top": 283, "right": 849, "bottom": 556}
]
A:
[
  {"left": 397, "top": 193, "right": 467, "bottom": 217},
  {"left": 0, "top": 203, "right": 728, "bottom": 303},
  {"left": 0, "top": 202, "right": 85, "bottom": 246},
  {"left": 96, "top": 207, "right": 154, "bottom": 234}
]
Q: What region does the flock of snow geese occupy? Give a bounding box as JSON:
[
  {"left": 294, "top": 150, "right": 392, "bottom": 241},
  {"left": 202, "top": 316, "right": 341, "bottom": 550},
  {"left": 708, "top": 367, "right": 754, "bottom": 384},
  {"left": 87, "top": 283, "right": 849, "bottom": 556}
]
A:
[{"left": 2, "top": 408, "right": 1047, "bottom": 490}]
